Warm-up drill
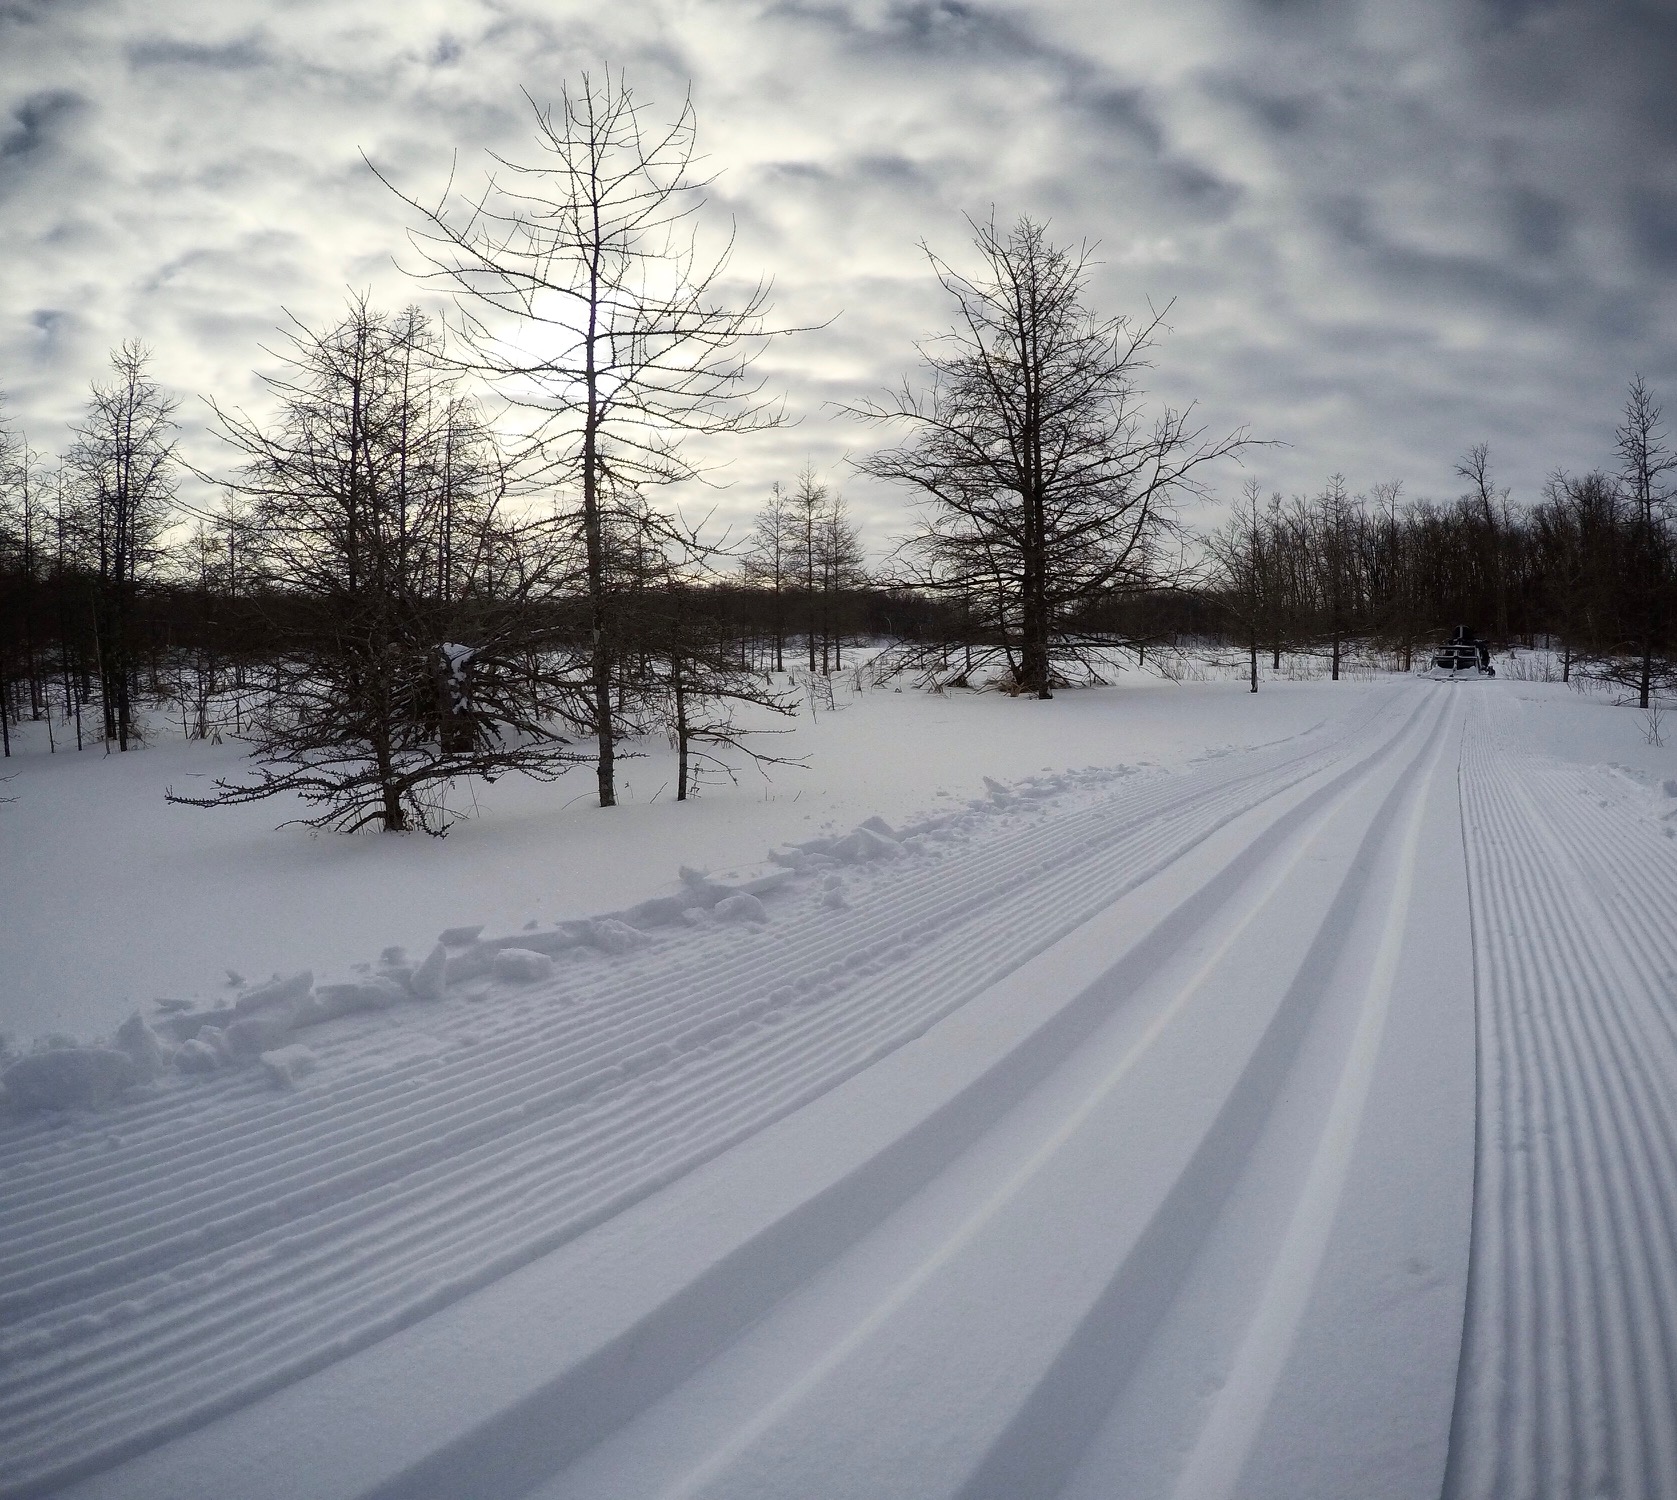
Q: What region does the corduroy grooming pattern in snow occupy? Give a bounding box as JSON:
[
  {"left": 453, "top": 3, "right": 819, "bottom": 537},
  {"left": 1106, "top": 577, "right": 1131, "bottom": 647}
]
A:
[
  {"left": 1447, "top": 692, "right": 1677, "bottom": 1500},
  {"left": 0, "top": 693, "right": 1419, "bottom": 1498}
]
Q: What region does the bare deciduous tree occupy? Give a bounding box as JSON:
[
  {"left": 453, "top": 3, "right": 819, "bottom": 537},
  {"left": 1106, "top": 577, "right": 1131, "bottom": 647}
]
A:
[
  {"left": 1209, "top": 478, "right": 1275, "bottom": 692},
  {"left": 67, "top": 342, "right": 179, "bottom": 750},
  {"left": 1614, "top": 376, "right": 1676, "bottom": 708},
  {"left": 642, "top": 548, "right": 800, "bottom": 801},
  {"left": 170, "top": 301, "right": 581, "bottom": 833},
  {"left": 1454, "top": 442, "right": 1513, "bottom": 648},
  {"left": 743, "top": 481, "right": 795, "bottom": 673},
  {"left": 376, "top": 68, "right": 804, "bottom": 805},
  {"left": 0, "top": 404, "right": 28, "bottom": 755},
  {"left": 850, "top": 213, "right": 1252, "bottom": 697},
  {"left": 816, "top": 486, "right": 866, "bottom": 673}
]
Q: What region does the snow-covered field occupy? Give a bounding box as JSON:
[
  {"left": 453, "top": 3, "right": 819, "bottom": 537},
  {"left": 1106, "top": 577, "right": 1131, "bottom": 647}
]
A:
[{"left": 4, "top": 667, "right": 1677, "bottom": 1499}]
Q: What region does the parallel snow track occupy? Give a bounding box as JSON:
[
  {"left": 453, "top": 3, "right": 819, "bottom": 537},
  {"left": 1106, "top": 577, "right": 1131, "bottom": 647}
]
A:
[
  {"left": 1447, "top": 693, "right": 1677, "bottom": 1500},
  {"left": 508, "top": 680, "right": 1462, "bottom": 1500},
  {"left": 0, "top": 690, "right": 1420, "bottom": 1498}
]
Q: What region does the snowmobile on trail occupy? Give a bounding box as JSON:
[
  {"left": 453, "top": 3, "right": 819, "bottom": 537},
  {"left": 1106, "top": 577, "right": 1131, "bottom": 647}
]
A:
[{"left": 1423, "top": 625, "right": 1495, "bottom": 678}]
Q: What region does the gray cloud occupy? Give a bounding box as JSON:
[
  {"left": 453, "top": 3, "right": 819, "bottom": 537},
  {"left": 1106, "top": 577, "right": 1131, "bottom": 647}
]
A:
[
  {"left": 0, "top": 0, "right": 1673, "bottom": 544},
  {"left": 1, "top": 88, "right": 83, "bottom": 163},
  {"left": 126, "top": 32, "right": 273, "bottom": 71}
]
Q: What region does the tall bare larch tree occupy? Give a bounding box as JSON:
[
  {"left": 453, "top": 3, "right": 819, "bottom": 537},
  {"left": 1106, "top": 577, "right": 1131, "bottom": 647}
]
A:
[
  {"left": 851, "top": 214, "right": 1251, "bottom": 697},
  {"left": 67, "top": 342, "right": 178, "bottom": 750},
  {"left": 378, "top": 68, "right": 801, "bottom": 805}
]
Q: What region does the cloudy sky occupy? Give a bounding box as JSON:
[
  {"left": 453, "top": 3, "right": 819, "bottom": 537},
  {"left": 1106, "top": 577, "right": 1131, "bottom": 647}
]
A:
[{"left": 2, "top": 0, "right": 1674, "bottom": 542}]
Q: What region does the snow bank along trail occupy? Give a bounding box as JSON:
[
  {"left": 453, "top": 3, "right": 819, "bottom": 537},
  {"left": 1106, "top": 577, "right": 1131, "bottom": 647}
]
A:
[
  {"left": 1446, "top": 690, "right": 1677, "bottom": 1500},
  {"left": 0, "top": 687, "right": 1420, "bottom": 1498}
]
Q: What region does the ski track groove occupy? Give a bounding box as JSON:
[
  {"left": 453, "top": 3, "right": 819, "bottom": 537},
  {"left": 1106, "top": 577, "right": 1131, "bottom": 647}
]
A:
[
  {"left": 613, "top": 694, "right": 1460, "bottom": 1500},
  {"left": 1447, "top": 691, "right": 1677, "bottom": 1500},
  {"left": 0, "top": 692, "right": 1428, "bottom": 1497}
]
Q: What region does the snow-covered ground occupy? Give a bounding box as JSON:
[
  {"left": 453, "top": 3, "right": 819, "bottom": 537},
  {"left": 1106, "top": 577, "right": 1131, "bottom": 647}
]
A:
[
  {"left": 4, "top": 667, "right": 1677, "bottom": 1499},
  {"left": 0, "top": 667, "right": 1354, "bottom": 1044}
]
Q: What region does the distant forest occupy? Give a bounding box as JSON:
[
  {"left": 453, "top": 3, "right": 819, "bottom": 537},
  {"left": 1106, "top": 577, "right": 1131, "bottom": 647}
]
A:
[{"left": 2, "top": 72, "right": 1674, "bottom": 832}]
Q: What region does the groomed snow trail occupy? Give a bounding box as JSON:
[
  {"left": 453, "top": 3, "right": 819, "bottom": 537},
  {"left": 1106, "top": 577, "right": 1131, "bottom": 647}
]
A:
[
  {"left": 1446, "top": 690, "right": 1677, "bottom": 1500},
  {"left": 504, "top": 682, "right": 1475, "bottom": 1500},
  {"left": 1, "top": 687, "right": 1415, "bottom": 1498},
  {"left": 14, "top": 680, "right": 1677, "bottom": 1500}
]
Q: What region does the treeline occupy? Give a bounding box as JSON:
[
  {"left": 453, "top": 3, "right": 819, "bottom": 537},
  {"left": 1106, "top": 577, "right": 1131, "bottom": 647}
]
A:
[
  {"left": 1210, "top": 382, "right": 1677, "bottom": 702},
  {"left": 0, "top": 310, "right": 910, "bottom": 828}
]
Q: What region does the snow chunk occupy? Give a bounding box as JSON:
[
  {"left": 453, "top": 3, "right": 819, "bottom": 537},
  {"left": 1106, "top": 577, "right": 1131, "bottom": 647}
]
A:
[
  {"left": 115, "top": 1012, "right": 166, "bottom": 1081},
  {"left": 738, "top": 870, "right": 796, "bottom": 897},
  {"left": 157, "top": 1004, "right": 235, "bottom": 1043},
  {"left": 314, "top": 977, "right": 405, "bottom": 1018},
  {"left": 677, "top": 866, "right": 734, "bottom": 905},
  {"left": 491, "top": 949, "right": 555, "bottom": 984},
  {"left": 234, "top": 971, "right": 313, "bottom": 1018},
  {"left": 174, "top": 1039, "right": 220, "bottom": 1074},
  {"left": 589, "top": 918, "right": 649, "bottom": 955},
  {"left": 831, "top": 826, "right": 902, "bottom": 864},
  {"left": 259, "top": 1044, "right": 318, "bottom": 1089},
  {"left": 410, "top": 943, "right": 448, "bottom": 1000},
  {"left": 714, "top": 892, "right": 768, "bottom": 924},
  {"left": 219, "top": 1010, "right": 295, "bottom": 1060},
  {"left": 621, "top": 894, "right": 692, "bottom": 929},
  {"left": 439, "top": 925, "right": 484, "bottom": 948},
  {"left": 470, "top": 928, "right": 580, "bottom": 962},
  {"left": 3, "top": 1047, "right": 136, "bottom": 1112}
]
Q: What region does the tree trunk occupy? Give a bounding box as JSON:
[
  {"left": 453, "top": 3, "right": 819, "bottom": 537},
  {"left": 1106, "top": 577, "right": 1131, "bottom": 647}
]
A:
[
  {"left": 582, "top": 379, "right": 615, "bottom": 808},
  {"left": 674, "top": 654, "right": 689, "bottom": 801},
  {"left": 373, "top": 733, "right": 406, "bottom": 831}
]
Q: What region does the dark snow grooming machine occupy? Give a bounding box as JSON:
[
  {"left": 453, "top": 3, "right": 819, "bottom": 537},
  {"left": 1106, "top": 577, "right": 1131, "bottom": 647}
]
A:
[{"left": 1423, "top": 625, "right": 1496, "bottom": 679}]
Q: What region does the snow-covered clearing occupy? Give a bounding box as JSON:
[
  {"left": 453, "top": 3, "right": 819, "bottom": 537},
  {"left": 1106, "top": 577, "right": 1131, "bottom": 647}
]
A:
[
  {"left": 4, "top": 670, "right": 1677, "bottom": 1499},
  {"left": 0, "top": 670, "right": 1343, "bottom": 1045}
]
